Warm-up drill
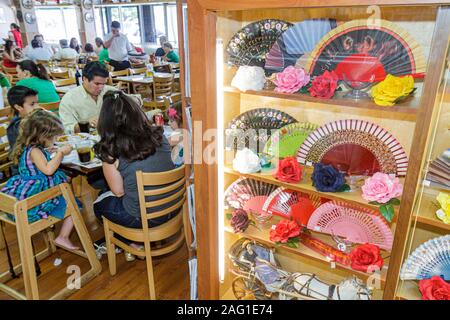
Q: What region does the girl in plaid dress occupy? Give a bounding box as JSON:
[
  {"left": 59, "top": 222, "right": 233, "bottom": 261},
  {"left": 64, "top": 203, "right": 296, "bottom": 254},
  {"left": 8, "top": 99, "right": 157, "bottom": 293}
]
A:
[{"left": 1, "top": 109, "right": 78, "bottom": 250}]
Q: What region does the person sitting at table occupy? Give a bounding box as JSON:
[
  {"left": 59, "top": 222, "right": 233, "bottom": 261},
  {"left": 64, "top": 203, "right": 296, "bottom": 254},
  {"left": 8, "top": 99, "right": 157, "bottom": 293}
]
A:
[
  {"left": 162, "top": 42, "right": 179, "bottom": 63},
  {"left": 53, "top": 39, "right": 78, "bottom": 61},
  {"left": 70, "top": 37, "right": 81, "bottom": 54},
  {"left": 6, "top": 86, "right": 40, "bottom": 152},
  {"left": 84, "top": 43, "right": 97, "bottom": 59},
  {"left": 155, "top": 36, "right": 167, "bottom": 57},
  {"left": 93, "top": 90, "right": 178, "bottom": 261},
  {"left": 16, "top": 60, "right": 60, "bottom": 103},
  {"left": 94, "top": 37, "right": 104, "bottom": 54},
  {"left": 59, "top": 61, "right": 116, "bottom": 133},
  {"left": 2, "top": 40, "right": 22, "bottom": 68},
  {"left": 25, "top": 39, "right": 53, "bottom": 63},
  {"left": 166, "top": 101, "right": 184, "bottom": 147},
  {"left": 1, "top": 109, "right": 78, "bottom": 250}
]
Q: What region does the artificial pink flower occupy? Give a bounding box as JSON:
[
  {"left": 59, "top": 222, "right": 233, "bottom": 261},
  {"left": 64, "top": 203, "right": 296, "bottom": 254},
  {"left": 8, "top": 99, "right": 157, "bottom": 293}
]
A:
[
  {"left": 361, "top": 172, "right": 403, "bottom": 204},
  {"left": 273, "top": 66, "right": 310, "bottom": 94}
]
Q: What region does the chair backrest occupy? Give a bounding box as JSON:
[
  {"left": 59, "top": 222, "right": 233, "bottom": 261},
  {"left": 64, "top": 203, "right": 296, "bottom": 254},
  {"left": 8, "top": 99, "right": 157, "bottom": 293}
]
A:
[
  {"left": 53, "top": 77, "right": 76, "bottom": 87},
  {"left": 2, "top": 65, "right": 17, "bottom": 75},
  {"left": 58, "top": 58, "right": 77, "bottom": 68},
  {"left": 131, "top": 61, "right": 146, "bottom": 69},
  {"left": 36, "top": 59, "right": 50, "bottom": 66},
  {"left": 40, "top": 101, "right": 60, "bottom": 112},
  {"left": 50, "top": 69, "right": 71, "bottom": 80},
  {"left": 0, "top": 107, "right": 13, "bottom": 126},
  {"left": 0, "top": 126, "right": 12, "bottom": 181},
  {"left": 153, "top": 74, "right": 174, "bottom": 100},
  {"left": 153, "top": 64, "right": 172, "bottom": 74},
  {"left": 130, "top": 67, "right": 147, "bottom": 75},
  {"left": 143, "top": 97, "right": 170, "bottom": 112},
  {"left": 136, "top": 165, "right": 186, "bottom": 229}
]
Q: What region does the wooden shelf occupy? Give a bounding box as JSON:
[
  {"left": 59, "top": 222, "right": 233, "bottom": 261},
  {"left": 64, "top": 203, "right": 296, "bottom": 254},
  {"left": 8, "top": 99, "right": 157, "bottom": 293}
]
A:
[
  {"left": 224, "top": 167, "right": 400, "bottom": 217},
  {"left": 224, "top": 214, "right": 388, "bottom": 288},
  {"left": 396, "top": 280, "right": 421, "bottom": 300},
  {"left": 415, "top": 193, "right": 450, "bottom": 232},
  {"left": 224, "top": 86, "right": 418, "bottom": 122}
]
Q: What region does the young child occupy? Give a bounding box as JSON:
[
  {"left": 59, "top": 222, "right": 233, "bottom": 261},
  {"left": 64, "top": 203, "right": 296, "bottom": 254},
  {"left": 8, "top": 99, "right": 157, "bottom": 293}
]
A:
[
  {"left": 7, "top": 86, "right": 39, "bottom": 150},
  {"left": 167, "top": 102, "right": 183, "bottom": 147},
  {"left": 1, "top": 109, "right": 78, "bottom": 250}
]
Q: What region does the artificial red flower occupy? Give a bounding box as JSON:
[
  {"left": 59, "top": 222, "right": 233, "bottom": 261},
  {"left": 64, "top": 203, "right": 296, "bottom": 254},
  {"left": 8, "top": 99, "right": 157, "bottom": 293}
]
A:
[
  {"left": 349, "top": 243, "right": 384, "bottom": 273},
  {"left": 419, "top": 276, "right": 450, "bottom": 300},
  {"left": 230, "top": 209, "right": 250, "bottom": 233},
  {"left": 308, "top": 70, "right": 339, "bottom": 99},
  {"left": 274, "top": 157, "right": 303, "bottom": 183},
  {"left": 269, "top": 219, "right": 301, "bottom": 243}
]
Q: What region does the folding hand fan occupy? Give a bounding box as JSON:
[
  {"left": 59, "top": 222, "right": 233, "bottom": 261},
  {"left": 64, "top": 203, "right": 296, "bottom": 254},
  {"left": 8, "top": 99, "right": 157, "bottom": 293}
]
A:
[
  {"left": 307, "top": 201, "right": 393, "bottom": 251},
  {"left": 263, "top": 122, "right": 319, "bottom": 159},
  {"left": 265, "top": 19, "right": 337, "bottom": 74},
  {"left": 297, "top": 119, "right": 408, "bottom": 176},
  {"left": 305, "top": 19, "right": 426, "bottom": 82},
  {"left": 227, "top": 19, "right": 293, "bottom": 68},
  {"left": 225, "top": 108, "right": 297, "bottom": 152},
  {"left": 224, "top": 177, "right": 278, "bottom": 213},
  {"left": 262, "top": 187, "right": 324, "bottom": 226},
  {"left": 400, "top": 235, "right": 450, "bottom": 281}
]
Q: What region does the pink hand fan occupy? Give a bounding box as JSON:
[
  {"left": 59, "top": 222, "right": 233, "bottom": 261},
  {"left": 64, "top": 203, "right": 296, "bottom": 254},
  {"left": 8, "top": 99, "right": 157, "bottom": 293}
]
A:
[
  {"left": 307, "top": 201, "right": 393, "bottom": 251},
  {"left": 297, "top": 119, "right": 408, "bottom": 176},
  {"left": 224, "top": 177, "right": 278, "bottom": 213},
  {"left": 262, "top": 187, "right": 324, "bottom": 226}
]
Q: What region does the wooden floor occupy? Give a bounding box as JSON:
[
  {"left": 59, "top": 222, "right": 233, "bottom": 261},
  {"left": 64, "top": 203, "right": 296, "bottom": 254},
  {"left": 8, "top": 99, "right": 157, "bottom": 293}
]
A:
[{"left": 0, "top": 185, "right": 191, "bottom": 300}]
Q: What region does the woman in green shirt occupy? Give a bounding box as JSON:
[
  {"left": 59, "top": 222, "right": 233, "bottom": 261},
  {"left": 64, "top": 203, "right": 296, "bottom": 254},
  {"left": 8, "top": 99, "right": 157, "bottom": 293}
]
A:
[
  {"left": 16, "top": 60, "right": 60, "bottom": 103},
  {"left": 163, "top": 42, "right": 180, "bottom": 63},
  {"left": 0, "top": 73, "right": 11, "bottom": 89}
]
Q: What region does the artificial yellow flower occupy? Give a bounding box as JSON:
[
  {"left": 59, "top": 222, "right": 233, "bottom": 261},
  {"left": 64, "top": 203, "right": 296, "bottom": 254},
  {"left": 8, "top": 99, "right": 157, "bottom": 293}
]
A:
[
  {"left": 436, "top": 192, "right": 450, "bottom": 224},
  {"left": 371, "top": 74, "right": 415, "bottom": 106}
]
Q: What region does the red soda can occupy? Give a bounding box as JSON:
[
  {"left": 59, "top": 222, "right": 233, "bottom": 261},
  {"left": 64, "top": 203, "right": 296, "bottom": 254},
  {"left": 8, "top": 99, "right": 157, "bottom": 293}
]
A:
[{"left": 154, "top": 114, "right": 164, "bottom": 126}]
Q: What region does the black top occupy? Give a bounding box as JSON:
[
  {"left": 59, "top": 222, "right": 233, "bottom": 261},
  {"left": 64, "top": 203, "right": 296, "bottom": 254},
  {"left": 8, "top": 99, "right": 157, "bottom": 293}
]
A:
[{"left": 155, "top": 47, "right": 165, "bottom": 57}]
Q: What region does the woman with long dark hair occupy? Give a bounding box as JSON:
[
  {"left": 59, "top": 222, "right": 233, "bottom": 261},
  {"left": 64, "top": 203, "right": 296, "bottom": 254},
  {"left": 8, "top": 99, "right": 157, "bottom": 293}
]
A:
[
  {"left": 69, "top": 37, "right": 81, "bottom": 54},
  {"left": 2, "top": 40, "right": 21, "bottom": 68},
  {"left": 16, "top": 60, "right": 60, "bottom": 103},
  {"left": 93, "top": 91, "right": 178, "bottom": 261},
  {"left": 9, "top": 23, "right": 23, "bottom": 48}
]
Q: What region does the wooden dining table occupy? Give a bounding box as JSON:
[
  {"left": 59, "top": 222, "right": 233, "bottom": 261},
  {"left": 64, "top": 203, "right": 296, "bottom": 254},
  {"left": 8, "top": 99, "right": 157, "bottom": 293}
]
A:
[
  {"left": 114, "top": 72, "right": 180, "bottom": 85},
  {"left": 55, "top": 84, "right": 77, "bottom": 94}
]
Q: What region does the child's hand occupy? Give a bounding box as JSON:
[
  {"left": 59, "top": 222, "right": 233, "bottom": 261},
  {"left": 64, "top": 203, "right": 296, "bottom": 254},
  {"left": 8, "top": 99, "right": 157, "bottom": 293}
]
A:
[{"left": 59, "top": 145, "right": 72, "bottom": 156}]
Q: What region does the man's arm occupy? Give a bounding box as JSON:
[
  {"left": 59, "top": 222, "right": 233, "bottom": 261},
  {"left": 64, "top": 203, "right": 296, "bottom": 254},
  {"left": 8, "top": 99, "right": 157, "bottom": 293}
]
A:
[{"left": 103, "top": 34, "right": 114, "bottom": 49}]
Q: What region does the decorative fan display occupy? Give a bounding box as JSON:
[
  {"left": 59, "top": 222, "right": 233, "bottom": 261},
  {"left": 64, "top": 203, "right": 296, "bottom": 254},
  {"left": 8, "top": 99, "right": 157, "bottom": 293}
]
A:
[
  {"left": 262, "top": 187, "right": 324, "bottom": 226},
  {"left": 307, "top": 201, "right": 393, "bottom": 250},
  {"left": 297, "top": 119, "right": 408, "bottom": 176},
  {"left": 225, "top": 108, "right": 297, "bottom": 152},
  {"left": 400, "top": 235, "right": 450, "bottom": 281},
  {"left": 224, "top": 177, "right": 278, "bottom": 213},
  {"left": 264, "top": 122, "right": 319, "bottom": 159},
  {"left": 265, "top": 19, "right": 337, "bottom": 74},
  {"left": 227, "top": 19, "right": 292, "bottom": 68},
  {"left": 304, "top": 19, "right": 426, "bottom": 82}
]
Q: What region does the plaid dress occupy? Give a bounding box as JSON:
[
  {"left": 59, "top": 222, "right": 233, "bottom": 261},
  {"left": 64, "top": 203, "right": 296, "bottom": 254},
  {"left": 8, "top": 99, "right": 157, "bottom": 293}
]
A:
[{"left": 1, "top": 146, "right": 68, "bottom": 223}]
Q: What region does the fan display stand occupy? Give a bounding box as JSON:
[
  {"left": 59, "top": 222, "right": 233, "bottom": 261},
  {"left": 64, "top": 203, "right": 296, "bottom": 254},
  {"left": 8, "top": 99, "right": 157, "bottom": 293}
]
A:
[{"left": 188, "top": 1, "right": 450, "bottom": 301}]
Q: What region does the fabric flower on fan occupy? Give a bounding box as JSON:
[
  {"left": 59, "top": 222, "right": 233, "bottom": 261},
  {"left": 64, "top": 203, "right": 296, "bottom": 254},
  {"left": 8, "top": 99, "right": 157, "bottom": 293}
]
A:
[
  {"left": 273, "top": 66, "right": 310, "bottom": 94},
  {"left": 308, "top": 70, "right": 339, "bottom": 99},
  {"left": 362, "top": 173, "right": 403, "bottom": 204},
  {"left": 349, "top": 243, "right": 384, "bottom": 273},
  {"left": 436, "top": 192, "right": 450, "bottom": 224},
  {"left": 371, "top": 74, "right": 414, "bottom": 106},
  {"left": 311, "top": 163, "right": 346, "bottom": 192},
  {"left": 419, "top": 276, "right": 450, "bottom": 300},
  {"left": 269, "top": 219, "right": 301, "bottom": 244},
  {"left": 362, "top": 172, "right": 403, "bottom": 223},
  {"left": 273, "top": 157, "right": 303, "bottom": 183},
  {"left": 230, "top": 209, "right": 250, "bottom": 233},
  {"left": 233, "top": 148, "right": 261, "bottom": 174},
  {"left": 231, "top": 66, "right": 266, "bottom": 92}
]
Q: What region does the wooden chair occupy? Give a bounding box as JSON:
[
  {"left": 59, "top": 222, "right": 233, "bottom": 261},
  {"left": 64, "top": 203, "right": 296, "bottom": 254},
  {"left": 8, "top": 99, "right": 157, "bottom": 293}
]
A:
[
  {"left": 0, "top": 126, "right": 13, "bottom": 182},
  {"left": 2, "top": 66, "right": 20, "bottom": 85},
  {"left": 103, "top": 166, "right": 189, "bottom": 299},
  {"left": 0, "top": 183, "right": 102, "bottom": 299},
  {"left": 143, "top": 97, "right": 170, "bottom": 113},
  {"left": 129, "top": 67, "right": 147, "bottom": 75},
  {"left": 152, "top": 74, "right": 181, "bottom": 104},
  {"left": 0, "top": 106, "right": 12, "bottom": 126},
  {"left": 108, "top": 69, "right": 130, "bottom": 93},
  {"left": 153, "top": 64, "right": 172, "bottom": 74},
  {"left": 50, "top": 69, "right": 71, "bottom": 80},
  {"left": 58, "top": 58, "right": 77, "bottom": 68},
  {"left": 53, "top": 77, "right": 76, "bottom": 87},
  {"left": 36, "top": 60, "right": 50, "bottom": 66},
  {"left": 40, "top": 101, "right": 60, "bottom": 113}
]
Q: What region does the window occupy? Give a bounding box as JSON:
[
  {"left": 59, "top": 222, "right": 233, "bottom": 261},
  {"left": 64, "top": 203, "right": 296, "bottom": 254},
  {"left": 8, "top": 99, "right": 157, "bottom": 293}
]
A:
[
  {"left": 93, "top": 3, "right": 178, "bottom": 48},
  {"left": 35, "top": 7, "right": 80, "bottom": 44}
]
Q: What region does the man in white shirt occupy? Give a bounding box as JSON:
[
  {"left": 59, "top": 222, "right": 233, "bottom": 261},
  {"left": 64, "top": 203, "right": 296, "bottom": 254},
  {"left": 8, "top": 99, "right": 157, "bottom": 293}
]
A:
[
  {"left": 25, "top": 39, "right": 53, "bottom": 62},
  {"left": 59, "top": 61, "right": 116, "bottom": 133},
  {"left": 23, "top": 34, "right": 54, "bottom": 57},
  {"left": 53, "top": 39, "right": 78, "bottom": 61},
  {"left": 103, "top": 21, "right": 132, "bottom": 71}
]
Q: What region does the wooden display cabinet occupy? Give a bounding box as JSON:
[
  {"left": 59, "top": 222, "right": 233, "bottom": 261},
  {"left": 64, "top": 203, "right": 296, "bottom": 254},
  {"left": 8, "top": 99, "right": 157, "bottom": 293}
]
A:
[{"left": 187, "top": 0, "right": 450, "bottom": 300}]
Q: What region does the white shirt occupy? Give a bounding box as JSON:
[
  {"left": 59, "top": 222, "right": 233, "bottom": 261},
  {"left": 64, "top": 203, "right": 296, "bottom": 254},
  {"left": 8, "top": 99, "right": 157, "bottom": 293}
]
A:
[
  {"left": 53, "top": 47, "right": 78, "bottom": 60},
  {"left": 59, "top": 84, "right": 117, "bottom": 132},
  {"left": 104, "top": 33, "right": 132, "bottom": 62},
  {"left": 25, "top": 47, "right": 53, "bottom": 62},
  {"left": 23, "top": 43, "right": 53, "bottom": 57}
]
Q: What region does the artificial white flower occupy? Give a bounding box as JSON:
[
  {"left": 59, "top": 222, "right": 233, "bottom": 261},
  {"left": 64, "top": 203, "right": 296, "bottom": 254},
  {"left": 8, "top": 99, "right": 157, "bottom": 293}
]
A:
[
  {"left": 231, "top": 66, "right": 266, "bottom": 92},
  {"left": 233, "top": 148, "right": 261, "bottom": 173}
]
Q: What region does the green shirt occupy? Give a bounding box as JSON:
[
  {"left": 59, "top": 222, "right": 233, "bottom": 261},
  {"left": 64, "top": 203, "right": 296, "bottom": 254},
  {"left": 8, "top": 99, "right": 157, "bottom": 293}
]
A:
[
  {"left": 0, "top": 75, "right": 11, "bottom": 88},
  {"left": 166, "top": 51, "right": 180, "bottom": 63},
  {"left": 99, "top": 48, "right": 110, "bottom": 64},
  {"left": 16, "top": 77, "right": 60, "bottom": 103}
]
